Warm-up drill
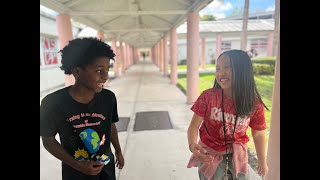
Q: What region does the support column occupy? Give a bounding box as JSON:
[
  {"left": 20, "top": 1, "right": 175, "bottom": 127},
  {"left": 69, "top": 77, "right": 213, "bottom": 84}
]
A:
[
  {"left": 156, "top": 41, "right": 160, "bottom": 68},
  {"left": 111, "top": 38, "right": 119, "bottom": 78},
  {"left": 160, "top": 39, "right": 164, "bottom": 72},
  {"left": 186, "top": 11, "right": 199, "bottom": 104},
  {"left": 119, "top": 41, "right": 125, "bottom": 73},
  {"left": 170, "top": 28, "right": 178, "bottom": 85},
  {"left": 265, "top": 34, "right": 280, "bottom": 180},
  {"left": 56, "top": 14, "right": 74, "bottom": 86},
  {"left": 267, "top": 32, "right": 274, "bottom": 56},
  {"left": 215, "top": 33, "right": 222, "bottom": 62},
  {"left": 97, "top": 31, "right": 105, "bottom": 41},
  {"left": 163, "top": 35, "right": 168, "bottom": 76},
  {"left": 123, "top": 43, "right": 128, "bottom": 70},
  {"left": 201, "top": 37, "right": 206, "bottom": 69}
]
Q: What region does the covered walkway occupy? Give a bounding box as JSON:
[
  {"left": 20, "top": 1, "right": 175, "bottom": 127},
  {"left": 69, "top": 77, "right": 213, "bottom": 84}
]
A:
[{"left": 40, "top": 0, "right": 279, "bottom": 179}]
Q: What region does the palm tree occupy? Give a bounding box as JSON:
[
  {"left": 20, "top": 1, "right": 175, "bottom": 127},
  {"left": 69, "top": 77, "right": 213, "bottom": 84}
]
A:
[
  {"left": 240, "top": 0, "right": 249, "bottom": 51},
  {"left": 272, "top": 0, "right": 280, "bottom": 56}
]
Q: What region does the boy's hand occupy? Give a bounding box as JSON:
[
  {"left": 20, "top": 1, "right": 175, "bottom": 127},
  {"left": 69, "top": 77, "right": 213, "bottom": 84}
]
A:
[
  {"left": 115, "top": 151, "right": 125, "bottom": 169},
  {"left": 75, "top": 160, "right": 104, "bottom": 175}
]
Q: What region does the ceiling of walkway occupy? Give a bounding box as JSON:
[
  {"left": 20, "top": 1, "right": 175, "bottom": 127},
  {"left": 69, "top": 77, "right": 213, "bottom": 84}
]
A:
[{"left": 40, "top": 0, "right": 214, "bottom": 48}]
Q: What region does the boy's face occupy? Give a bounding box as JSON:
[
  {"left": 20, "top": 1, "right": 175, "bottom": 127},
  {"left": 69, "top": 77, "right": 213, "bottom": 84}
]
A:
[
  {"left": 216, "top": 55, "right": 233, "bottom": 91},
  {"left": 77, "top": 57, "right": 110, "bottom": 93}
]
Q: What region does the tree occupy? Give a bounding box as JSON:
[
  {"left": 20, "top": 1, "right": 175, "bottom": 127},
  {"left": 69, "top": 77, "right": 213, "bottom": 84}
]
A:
[
  {"left": 200, "top": 14, "right": 216, "bottom": 21},
  {"left": 229, "top": 6, "right": 244, "bottom": 17}
]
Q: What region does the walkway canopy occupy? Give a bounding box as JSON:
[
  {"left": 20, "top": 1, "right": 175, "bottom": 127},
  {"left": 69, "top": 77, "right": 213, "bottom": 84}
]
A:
[{"left": 40, "top": 0, "right": 214, "bottom": 48}]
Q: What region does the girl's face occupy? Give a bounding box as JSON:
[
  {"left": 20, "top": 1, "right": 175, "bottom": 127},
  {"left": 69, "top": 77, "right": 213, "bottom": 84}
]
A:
[
  {"left": 216, "top": 54, "right": 233, "bottom": 92},
  {"left": 77, "top": 57, "right": 110, "bottom": 93}
]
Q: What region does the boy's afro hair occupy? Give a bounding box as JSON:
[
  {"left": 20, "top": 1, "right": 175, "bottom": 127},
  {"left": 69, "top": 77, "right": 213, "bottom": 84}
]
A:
[{"left": 59, "top": 37, "right": 115, "bottom": 75}]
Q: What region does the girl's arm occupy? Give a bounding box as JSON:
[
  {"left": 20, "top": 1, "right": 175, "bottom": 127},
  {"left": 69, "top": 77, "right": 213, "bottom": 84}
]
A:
[
  {"left": 251, "top": 129, "right": 269, "bottom": 177},
  {"left": 187, "top": 113, "right": 213, "bottom": 162}
]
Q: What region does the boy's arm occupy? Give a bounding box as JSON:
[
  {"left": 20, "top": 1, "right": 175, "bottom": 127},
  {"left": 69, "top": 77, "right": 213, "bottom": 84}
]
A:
[
  {"left": 111, "top": 123, "right": 124, "bottom": 169},
  {"left": 41, "top": 136, "right": 104, "bottom": 175}
]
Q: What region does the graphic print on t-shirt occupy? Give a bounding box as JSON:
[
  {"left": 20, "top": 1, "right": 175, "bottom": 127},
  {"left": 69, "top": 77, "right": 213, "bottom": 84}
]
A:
[
  {"left": 66, "top": 112, "right": 110, "bottom": 165},
  {"left": 210, "top": 107, "right": 250, "bottom": 137},
  {"left": 79, "top": 128, "right": 101, "bottom": 154}
]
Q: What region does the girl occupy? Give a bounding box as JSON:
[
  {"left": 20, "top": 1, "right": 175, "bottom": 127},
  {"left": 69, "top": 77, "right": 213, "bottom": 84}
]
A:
[{"left": 187, "top": 49, "right": 268, "bottom": 180}]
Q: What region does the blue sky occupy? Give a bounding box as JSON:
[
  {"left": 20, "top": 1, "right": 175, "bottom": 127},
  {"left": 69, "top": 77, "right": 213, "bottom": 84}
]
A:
[{"left": 200, "top": 0, "right": 275, "bottom": 19}]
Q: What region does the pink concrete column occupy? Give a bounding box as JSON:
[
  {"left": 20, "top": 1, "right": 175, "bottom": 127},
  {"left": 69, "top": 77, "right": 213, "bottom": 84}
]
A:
[
  {"left": 152, "top": 47, "right": 155, "bottom": 63},
  {"left": 156, "top": 43, "right": 160, "bottom": 66},
  {"left": 131, "top": 47, "right": 134, "bottom": 64},
  {"left": 158, "top": 42, "right": 161, "bottom": 67},
  {"left": 163, "top": 36, "right": 168, "bottom": 76},
  {"left": 111, "top": 38, "right": 119, "bottom": 78},
  {"left": 133, "top": 48, "right": 136, "bottom": 64},
  {"left": 265, "top": 34, "right": 280, "bottom": 180},
  {"left": 186, "top": 11, "right": 200, "bottom": 104},
  {"left": 267, "top": 32, "right": 274, "bottom": 56},
  {"left": 137, "top": 48, "right": 140, "bottom": 63},
  {"left": 127, "top": 44, "right": 130, "bottom": 68},
  {"left": 96, "top": 31, "right": 105, "bottom": 41},
  {"left": 170, "top": 28, "right": 178, "bottom": 85},
  {"left": 215, "top": 33, "right": 222, "bottom": 62},
  {"left": 117, "top": 43, "right": 122, "bottom": 76},
  {"left": 127, "top": 45, "right": 131, "bottom": 66},
  {"left": 128, "top": 45, "right": 131, "bottom": 67},
  {"left": 119, "top": 41, "right": 125, "bottom": 73},
  {"left": 201, "top": 37, "right": 206, "bottom": 69},
  {"left": 134, "top": 48, "right": 137, "bottom": 63},
  {"left": 123, "top": 43, "right": 128, "bottom": 70},
  {"left": 129, "top": 46, "right": 132, "bottom": 66},
  {"left": 160, "top": 39, "right": 164, "bottom": 72},
  {"left": 56, "top": 14, "right": 74, "bottom": 86}
]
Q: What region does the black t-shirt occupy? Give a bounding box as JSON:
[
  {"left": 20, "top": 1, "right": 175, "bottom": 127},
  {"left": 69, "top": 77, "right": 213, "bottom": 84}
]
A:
[{"left": 40, "top": 86, "right": 119, "bottom": 179}]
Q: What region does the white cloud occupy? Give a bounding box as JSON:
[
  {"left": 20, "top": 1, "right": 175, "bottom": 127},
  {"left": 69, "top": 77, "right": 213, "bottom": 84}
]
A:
[
  {"left": 266, "top": 5, "right": 275, "bottom": 12},
  {"left": 200, "top": 0, "right": 232, "bottom": 19},
  {"left": 40, "top": 5, "right": 59, "bottom": 16},
  {"left": 206, "top": 1, "right": 233, "bottom": 12}
]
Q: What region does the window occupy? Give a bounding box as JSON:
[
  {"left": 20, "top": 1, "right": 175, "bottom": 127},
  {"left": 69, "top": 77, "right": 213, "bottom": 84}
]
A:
[
  {"left": 250, "top": 38, "right": 267, "bottom": 56},
  {"left": 40, "top": 36, "right": 59, "bottom": 67},
  {"left": 221, "top": 41, "right": 231, "bottom": 52}
]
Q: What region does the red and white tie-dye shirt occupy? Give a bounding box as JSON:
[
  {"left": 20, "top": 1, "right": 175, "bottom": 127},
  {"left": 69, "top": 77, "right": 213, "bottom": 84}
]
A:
[{"left": 191, "top": 88, "right": 266, "bottom": 152}]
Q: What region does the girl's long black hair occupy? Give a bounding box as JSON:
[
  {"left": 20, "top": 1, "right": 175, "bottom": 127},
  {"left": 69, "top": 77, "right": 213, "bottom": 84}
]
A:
[{"left": 213, "top": 49, "right": 268, "bottom": 118}]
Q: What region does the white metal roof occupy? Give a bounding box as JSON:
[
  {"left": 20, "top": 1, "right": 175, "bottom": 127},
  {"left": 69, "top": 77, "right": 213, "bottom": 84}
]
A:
[
  {"left": 177, "top": 19, "right": 274, "bottom": 34},
  {"left": 40, "top": 0, "right": 214, "bottom": 48}
]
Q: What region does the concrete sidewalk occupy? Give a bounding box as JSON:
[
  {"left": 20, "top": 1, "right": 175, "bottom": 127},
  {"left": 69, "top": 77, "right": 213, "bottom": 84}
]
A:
[{"left": 40, "top": 59, "right": 198, "bottom": 180}]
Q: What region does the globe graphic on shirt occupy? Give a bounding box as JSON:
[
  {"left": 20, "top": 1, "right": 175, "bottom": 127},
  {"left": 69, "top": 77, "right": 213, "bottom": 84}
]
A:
[{"left": 79, "top": 128, "right": 100, "bottom": 154}]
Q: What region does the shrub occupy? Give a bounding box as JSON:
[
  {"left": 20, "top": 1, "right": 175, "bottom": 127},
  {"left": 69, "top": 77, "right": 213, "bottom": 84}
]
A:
[
  {"left": 253, "top": 64, "right": 275, "bottom": 75},
  {"left": 251, "top": 56, "right": 276, "bottom": 66},
  {"left": 179, "top": 59, "right": 187, "bottom": 65}
]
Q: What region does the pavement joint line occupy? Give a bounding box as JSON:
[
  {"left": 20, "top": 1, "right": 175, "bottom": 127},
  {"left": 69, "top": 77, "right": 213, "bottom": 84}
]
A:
[{"left": 117, "top": 63, "right": 145, "bottom": 179}]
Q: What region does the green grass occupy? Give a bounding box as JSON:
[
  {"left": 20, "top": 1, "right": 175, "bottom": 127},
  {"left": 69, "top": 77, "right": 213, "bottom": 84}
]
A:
[
  {"left": 177, "top": 74, "right": 274, "bottom": 151},
  {"left": 251, "top": 56, "right": 276, "bottom": 61}
]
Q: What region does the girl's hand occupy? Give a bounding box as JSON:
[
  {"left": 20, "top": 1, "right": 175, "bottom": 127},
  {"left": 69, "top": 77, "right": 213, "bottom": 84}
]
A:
[
  {"left": 257, "top": 160, "right": 268, "bottom": 177},
  {"left": 189, "top": 143, "right": 214, "bottom": 163}
]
